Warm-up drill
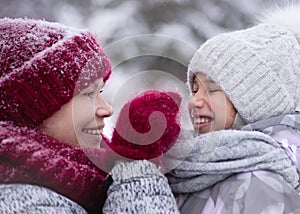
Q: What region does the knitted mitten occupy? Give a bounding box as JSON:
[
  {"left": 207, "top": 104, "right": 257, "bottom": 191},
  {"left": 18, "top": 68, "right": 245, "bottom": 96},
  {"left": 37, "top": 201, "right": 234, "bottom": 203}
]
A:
[{"left": 104, "top": 90, "right": 181, "bottom": 164}]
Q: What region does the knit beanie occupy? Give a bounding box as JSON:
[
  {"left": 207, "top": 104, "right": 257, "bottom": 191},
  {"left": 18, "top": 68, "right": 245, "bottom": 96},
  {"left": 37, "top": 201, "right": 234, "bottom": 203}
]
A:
[
  {"left": 0, "top": 18, "right": 112, "bottom": 127},
  {"left": 105, "top": 90, "right": 181, "bottom": 161},
  {"left": 187, "top": 6, "right": 300, "bottom": 125}
]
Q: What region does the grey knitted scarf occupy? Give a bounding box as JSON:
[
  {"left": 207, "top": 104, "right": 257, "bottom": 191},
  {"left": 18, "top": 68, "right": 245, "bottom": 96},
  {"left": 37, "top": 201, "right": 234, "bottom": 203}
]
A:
[{"left": 167, "top": 129, "right": 299, "bottom": 193}]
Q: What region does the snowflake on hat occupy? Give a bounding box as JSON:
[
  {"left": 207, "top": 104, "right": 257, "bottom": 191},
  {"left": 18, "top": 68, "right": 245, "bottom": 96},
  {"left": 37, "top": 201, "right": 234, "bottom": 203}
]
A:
[{"left": 103, "top": 90, "right": 181, "bottom": 166}]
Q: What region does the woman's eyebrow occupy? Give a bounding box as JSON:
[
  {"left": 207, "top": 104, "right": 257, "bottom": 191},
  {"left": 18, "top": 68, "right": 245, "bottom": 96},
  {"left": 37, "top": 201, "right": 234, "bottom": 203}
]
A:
[
  {"left": 92, "top": 82, "right": 98, "bottom": 89},
  {"left": 91, "top": 80, "right": 103, "bottom": 90},
  {"left": 81, "top": 82, "right": 98, "bottom": 93}
]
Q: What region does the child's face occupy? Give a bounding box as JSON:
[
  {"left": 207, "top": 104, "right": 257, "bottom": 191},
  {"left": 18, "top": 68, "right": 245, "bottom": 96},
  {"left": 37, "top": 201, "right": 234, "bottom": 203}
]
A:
[
  {"left": 188, "top": 73, "right": 236, "bottom": 136},
  {"left": 39, "top": 78, "right": 113, "bottom": 148}
]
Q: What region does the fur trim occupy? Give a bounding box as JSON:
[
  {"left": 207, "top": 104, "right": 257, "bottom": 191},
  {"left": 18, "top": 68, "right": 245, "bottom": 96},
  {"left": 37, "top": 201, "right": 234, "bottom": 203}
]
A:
[{"left": 258, "top": 4, "right": 300, "bottom": 43}]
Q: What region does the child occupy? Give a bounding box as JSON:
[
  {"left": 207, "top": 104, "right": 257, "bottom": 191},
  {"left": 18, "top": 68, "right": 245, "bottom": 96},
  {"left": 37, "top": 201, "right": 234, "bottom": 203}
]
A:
[
  {"left": 167, "top": 5, "right": 300, "bottom": 213},
  {"left": 0, "top": 17, "right": 113, "bottom": 213},
  {"left": 102, "top": 4, "right": 300, "bottom": 214}
]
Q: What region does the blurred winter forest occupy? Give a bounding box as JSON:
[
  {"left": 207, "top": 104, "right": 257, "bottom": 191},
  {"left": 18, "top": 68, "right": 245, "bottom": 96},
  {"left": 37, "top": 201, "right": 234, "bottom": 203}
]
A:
[{"left": 0, "top": 0, "right": 283, "bottom": 134}]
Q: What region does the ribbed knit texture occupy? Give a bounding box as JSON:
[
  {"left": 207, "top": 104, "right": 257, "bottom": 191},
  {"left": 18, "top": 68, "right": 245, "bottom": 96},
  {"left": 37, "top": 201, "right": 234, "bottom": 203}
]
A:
[
  {"left": 0, "top": 18, "right": 112, "bottom": 127},
  {"left": 110, "top": 160, "right": 163, "bottom": 183},
  {"left": 104, "top": 160, "right": 180, "bottom": 214},
  {"left": 188, "top": 24, "right": 300, "bottom": 124},
  {"left": 106, "top": 90, "right": 181, "bottom": 160}
]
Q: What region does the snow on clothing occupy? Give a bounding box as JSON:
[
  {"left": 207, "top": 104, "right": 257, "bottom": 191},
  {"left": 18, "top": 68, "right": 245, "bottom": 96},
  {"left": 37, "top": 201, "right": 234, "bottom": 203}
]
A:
[
  {"left": 100, "top": 114, "right": 300, "bottom": 213},
  {"left": 105, "top": 90, "right": 181, "bottom": 161},
  {"left": 0, "top": 18, "right": 112, "bottom": 127},
  {"left": 0, "top": 18, "right": 113, "bottom": 213},
  {"left": 0, "top": 121, "right": 107, "bottom": 213}
]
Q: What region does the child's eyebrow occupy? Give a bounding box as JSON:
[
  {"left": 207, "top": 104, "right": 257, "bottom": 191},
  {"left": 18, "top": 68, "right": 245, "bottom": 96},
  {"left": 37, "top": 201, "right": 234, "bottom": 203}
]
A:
[
  {"left": 199, "top": 77, "right": 215, "bottom": 85},
  {"left": 204, "top": 76, "right": 215, "bottom": 83},
  {"left": 193, "top": 74, "right": 217, "bottom": 85}
]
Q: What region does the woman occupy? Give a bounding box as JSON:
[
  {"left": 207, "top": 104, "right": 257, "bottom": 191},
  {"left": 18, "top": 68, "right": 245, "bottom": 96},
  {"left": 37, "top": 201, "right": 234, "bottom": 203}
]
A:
[{"left": 0, "top": 17, "right": 112, "bottom": 213}]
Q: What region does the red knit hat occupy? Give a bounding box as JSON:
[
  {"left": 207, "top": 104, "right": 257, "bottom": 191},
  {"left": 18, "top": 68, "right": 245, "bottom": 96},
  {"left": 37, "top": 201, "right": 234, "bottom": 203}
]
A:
[
  {"left": 106, "top": 90, "right": 181, "bottom": 160},
  {"left": 0, "top": 18, "right": 112, "bottom": 127}
]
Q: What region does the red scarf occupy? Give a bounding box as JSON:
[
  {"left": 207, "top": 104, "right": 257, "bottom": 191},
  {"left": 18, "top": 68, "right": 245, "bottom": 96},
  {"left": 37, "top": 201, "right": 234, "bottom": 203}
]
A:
[{"left": 0, "top": 121, "right": 107, "bottom": 213}]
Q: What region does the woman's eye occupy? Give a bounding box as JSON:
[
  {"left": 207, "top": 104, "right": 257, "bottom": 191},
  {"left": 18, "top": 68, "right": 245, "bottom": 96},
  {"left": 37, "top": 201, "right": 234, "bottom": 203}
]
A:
[
  {"left": 84, "top": 91, "right": 95, "bottom": 98},
  {"left": 99, "top": 89, "right": 103, "bottom": 94}
]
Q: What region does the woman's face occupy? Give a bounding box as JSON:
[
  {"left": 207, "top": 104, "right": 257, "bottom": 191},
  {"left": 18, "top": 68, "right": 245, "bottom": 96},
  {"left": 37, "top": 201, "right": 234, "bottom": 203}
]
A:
[
  {"left": 188, "top": 73, "right": 236, "bottom": 136},
  {"left": 39, "top": 78, "right": 113, "bottom": 148}
]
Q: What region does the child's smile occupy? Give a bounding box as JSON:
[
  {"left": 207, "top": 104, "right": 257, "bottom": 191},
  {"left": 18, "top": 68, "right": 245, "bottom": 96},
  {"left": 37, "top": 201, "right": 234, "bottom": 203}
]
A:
[{"left": 188, "top": 73, "right": 236, "bottom": 136}]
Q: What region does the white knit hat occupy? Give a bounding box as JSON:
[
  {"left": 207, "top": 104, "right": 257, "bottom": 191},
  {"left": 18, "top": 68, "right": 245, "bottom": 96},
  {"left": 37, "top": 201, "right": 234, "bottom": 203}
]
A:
[{"left": 188, "top": 5, "right": 300, "bottom": 125}]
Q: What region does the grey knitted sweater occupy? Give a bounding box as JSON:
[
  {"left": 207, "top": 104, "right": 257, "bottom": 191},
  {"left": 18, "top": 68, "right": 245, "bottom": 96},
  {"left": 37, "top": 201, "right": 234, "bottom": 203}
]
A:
[
  {"left": 0, "top": 184, "right": 87, "bottom": 213},
  {"left": 103, "top": 160, "right": 179, "bottom": 214}
]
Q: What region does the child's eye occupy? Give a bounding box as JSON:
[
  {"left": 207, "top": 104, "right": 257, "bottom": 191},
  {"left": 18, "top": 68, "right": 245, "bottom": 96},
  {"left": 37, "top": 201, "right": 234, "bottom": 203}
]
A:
[
  {"left": 191, "top": 88, "right": 198, "bottom": 94},
  {"left": 191, "top": 86, "right": 199, "bottom": 94},
  {"left": 209, "top": 89, "right": 221, "bottom": 93},
  {"left": 99, "top": 89, "right": 103, "bottom": 94}
]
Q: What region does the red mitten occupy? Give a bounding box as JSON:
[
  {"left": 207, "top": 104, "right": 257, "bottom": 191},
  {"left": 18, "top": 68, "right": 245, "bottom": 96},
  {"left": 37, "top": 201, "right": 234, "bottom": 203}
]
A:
[{"left": 105, "top": 90, "right": 181, "bottom": 162}]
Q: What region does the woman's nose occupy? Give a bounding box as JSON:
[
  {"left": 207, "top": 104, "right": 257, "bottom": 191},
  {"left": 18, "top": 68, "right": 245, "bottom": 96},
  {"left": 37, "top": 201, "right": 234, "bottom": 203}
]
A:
[{"left": 95, "top": 95, "right": 113, "bottom": 118}]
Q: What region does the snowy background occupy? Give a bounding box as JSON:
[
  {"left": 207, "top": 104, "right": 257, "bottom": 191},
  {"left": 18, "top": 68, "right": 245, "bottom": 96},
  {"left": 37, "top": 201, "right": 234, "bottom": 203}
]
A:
[{"left": 0, "top": 0, "right": 283, "bottom": 135}]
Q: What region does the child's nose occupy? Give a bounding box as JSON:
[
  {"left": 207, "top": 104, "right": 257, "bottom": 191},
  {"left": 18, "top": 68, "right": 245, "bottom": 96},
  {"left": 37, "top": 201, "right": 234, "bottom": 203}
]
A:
[{"left": 190, "top": 92, "right": 207, "bottom": 108}]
